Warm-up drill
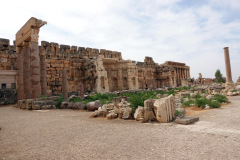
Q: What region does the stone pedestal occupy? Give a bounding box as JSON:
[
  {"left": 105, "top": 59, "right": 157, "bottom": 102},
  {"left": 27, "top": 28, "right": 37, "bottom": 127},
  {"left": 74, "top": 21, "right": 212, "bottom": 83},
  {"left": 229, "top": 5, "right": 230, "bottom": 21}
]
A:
[{"left": 224, "top": 47, "right": 234, "bottom": 91}]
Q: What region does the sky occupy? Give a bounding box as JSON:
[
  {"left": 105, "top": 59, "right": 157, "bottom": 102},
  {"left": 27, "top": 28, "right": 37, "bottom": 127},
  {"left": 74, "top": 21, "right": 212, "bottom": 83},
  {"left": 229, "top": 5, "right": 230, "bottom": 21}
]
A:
[{"left": 1, "top": 0, "right": 240, "bottom": 81}]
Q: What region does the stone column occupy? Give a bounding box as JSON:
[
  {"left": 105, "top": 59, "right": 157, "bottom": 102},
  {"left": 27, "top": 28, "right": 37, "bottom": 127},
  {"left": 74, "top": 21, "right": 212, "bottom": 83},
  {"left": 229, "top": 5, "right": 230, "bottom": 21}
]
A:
[
  {"left": 118, "top": 69, "right": 123, "bottom": 90},
  {"left": 224, "top": 47, "right": 233, "bottom": 83},
  {"left": 23, "top": 43, "right": 32, "bottom": 99},
  {"left": 30, "top": 41, "right": 41, "bottom": 98},
  {"left": 40, "top": 54, "right": 47, "bottom": 96},
  {"left": 62, "top": 68, "right": 68, "bottom": 99},
  {"left": 223, "top": 47, "right": 234, "bottom": 90},
  {"left": 16, "top": 47, "right": 24, "bottom": 100},
  {"left": 184, "top": 68, "right": 187, "bottom": 79},
  {"left": 79, "top": 83, "right": 84, "bottom": 98}
]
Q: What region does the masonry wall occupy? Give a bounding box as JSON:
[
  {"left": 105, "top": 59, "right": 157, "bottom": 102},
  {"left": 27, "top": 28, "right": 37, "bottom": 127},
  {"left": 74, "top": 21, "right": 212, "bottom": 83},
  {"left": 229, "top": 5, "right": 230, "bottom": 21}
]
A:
[{"left": 0, "top": 37, "right": 191, "bottom": 101}]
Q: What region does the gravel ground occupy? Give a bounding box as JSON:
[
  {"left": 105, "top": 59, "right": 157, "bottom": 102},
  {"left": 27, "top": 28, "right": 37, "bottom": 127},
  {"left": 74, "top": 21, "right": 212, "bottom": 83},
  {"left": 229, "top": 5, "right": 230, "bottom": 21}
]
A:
[{"left": 0, "top": 96, "right": 240, "bottom": 160}]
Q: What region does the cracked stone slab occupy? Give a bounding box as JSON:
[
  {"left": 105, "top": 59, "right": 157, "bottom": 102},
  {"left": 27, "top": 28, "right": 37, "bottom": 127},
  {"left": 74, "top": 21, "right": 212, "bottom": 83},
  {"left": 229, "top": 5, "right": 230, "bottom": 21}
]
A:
[{"left": 175, "top": 116, "right": 199, "bottom": 125}]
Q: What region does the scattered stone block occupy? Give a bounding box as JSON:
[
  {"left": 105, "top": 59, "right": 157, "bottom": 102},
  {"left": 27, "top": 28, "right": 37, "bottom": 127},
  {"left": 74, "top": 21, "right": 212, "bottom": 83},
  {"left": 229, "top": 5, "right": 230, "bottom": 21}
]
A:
[
  {"left": 175, "top": 116, "right": 199, "bottom": 125},
  {"left": 72, "top": 102, "right": 84, "bottom": 110},
  {"left": 87, "top": 100, "right": 102, "bottom": 111},
  {"left": 154, "top": 95, "right": 175, "bottom": 123}
]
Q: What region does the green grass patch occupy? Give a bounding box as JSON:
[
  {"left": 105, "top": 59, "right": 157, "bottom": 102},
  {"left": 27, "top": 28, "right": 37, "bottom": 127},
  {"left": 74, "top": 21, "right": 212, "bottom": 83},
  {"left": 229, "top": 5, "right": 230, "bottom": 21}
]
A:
[
  {"left": 56, "top": 95, "right": 64, "bottom": 109},
  {"left": 182, "top": 99, "right": 195, "bottom": 107},
  {"left": 213, "top": 94, "right": 228, "bottom": 103}
]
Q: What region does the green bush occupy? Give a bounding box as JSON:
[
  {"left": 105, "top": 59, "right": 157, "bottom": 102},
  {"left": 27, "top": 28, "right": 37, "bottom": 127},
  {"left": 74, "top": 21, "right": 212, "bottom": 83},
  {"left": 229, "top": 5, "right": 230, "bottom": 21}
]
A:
[
  {"left": 213, "top": 94, "right": 228, "bottom": 103},
  {"left": 195, "top": 98, "right": 208, "bottom": 108},
  {"left": 201, "top": 90, "right": 206, "bottom": 93},
  {"left": 40, "top": 95, "right": 47, "bottom": 98},
  {"left": 70, "top": 97, "right": 83, "bottom": 103},
  {"left": 56, "top": 95, "right": 64, "bottom": 109},
  {"left": 182, "top": 99, "right": 195, "bottom": 107},
  {"left": 195, "top": 93, "right": 202, "bottom": 99},
  {"left": 175, "top": 109, "right": 181, "bottom": 116},
  {"left": 208, "top": 100, "right": 221, "bottom": 108},
  {"left": 3, "top": 101, "right": 9, "bottom": 105},
  {"left": 122, "top": 91, "right": 158, "bottom": 111}
]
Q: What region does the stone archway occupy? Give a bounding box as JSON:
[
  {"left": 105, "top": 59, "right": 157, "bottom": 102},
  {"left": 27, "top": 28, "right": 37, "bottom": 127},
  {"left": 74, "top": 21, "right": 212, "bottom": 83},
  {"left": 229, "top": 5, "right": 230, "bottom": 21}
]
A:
[{"left": 16, "top": 17, "right": 47, "bottom": 100}]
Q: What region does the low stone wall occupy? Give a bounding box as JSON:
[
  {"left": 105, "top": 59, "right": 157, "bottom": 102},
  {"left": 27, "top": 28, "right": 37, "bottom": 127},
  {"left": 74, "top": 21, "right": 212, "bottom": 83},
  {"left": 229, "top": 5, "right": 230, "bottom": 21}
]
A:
[
  {"left": 17, "top": 96, "right": 58, "bottom": 110},
  {"left": 0, "top": 89, "right": 17, "bottom": 104}
]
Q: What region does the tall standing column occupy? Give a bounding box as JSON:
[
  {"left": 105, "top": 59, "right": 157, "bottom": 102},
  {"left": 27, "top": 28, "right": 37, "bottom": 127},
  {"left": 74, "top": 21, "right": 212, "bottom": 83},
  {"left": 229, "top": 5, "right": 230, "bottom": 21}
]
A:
[
  {"left": 40, "top": 54, "right": 47, "bottom": 96},
  {"left": 62, "top": 68, "right": 68, "bottom": 99},
  {"left": 30, "top": 41, "right": 41, "bottom": 98},
  {"left": 224, "top": 47, "right": 233, "bottom": 83},
  {"left": 17, "top": 47, "right": 24, "bottom": 100},
  {"left": 118, "top": 69, "right": 123, "bottom": 90},
  {"left": 223, "top": 47, "right": 234, "bottom": 90},
  {"left": 23, "top": 43, "right": 32, "bottom": 99}
]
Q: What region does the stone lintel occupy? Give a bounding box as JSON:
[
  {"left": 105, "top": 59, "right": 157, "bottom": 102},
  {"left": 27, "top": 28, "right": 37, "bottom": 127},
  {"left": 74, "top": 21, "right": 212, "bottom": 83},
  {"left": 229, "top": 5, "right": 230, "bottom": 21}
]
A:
[{"left": 16, "top": 17, "right": 47, "bottom": 46}]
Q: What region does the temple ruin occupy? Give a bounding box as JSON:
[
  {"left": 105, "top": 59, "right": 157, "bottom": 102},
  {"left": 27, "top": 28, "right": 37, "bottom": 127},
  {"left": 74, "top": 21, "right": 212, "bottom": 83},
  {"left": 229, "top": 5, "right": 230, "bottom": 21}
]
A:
[{"left": 0, "top": 17, "right": 191, "bottom": 103}]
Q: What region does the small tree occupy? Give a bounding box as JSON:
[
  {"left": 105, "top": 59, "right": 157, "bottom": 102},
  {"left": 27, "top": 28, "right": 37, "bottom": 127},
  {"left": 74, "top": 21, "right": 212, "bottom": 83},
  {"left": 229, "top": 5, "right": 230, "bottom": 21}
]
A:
[{"left": 215, "top": 69, "right": 224, "bottom": 83}]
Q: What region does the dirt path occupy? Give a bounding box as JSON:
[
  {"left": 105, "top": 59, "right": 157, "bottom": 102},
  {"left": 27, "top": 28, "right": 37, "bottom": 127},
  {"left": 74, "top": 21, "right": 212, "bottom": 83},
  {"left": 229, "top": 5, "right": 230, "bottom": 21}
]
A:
[{"left": 0, "top": 96, "right": 240, "bottom": 160}]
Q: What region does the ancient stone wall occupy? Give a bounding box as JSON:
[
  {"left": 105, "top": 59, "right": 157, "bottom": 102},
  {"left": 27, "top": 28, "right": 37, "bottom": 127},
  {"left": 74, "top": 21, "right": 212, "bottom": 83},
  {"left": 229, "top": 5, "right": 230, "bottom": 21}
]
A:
[
  {"left": 0, "top": 39, "right": 17, "bottom": 104},
  {"left": 0, "top": 38, "right": 17, "bottom": 70},
  {"left": 0, "top": 37, "right": 191, "bottom": 99}
]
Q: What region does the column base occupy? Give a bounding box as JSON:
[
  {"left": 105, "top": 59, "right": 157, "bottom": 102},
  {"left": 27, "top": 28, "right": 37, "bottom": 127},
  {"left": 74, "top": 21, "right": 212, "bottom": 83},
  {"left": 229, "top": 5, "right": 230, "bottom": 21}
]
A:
[{"left": 225, "top": 82, "right": 235, "bottom": 91}]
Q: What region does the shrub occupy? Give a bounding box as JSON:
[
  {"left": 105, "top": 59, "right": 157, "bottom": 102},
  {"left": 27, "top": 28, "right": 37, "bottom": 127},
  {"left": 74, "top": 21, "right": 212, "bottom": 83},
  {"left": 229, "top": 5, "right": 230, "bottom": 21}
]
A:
[
  {"left": 213, "top": 94, "right": 228, "bottom": 103},
  {"left": 208, "top": 100, "right": 221, "bottom": 108},
  {"left": 70, "top": 97, "right": 83, "bottom": 103},
  {"left": 195, "top": 98, "right": 208, "bottom": 108},
  {"left": 56, "top": 95, "right": 64, "bottom": 109},
  {"left": 3, "top": 101, "right": 9, "bottom": 105},
  {"left": 195, "top": 93, "right": 201, "bottom": 99},
  {"left": 201, "top": 90, "right": 206, "bottom": 93},
  {"left": 182, "top": 99, "right": 195, "bottom": 107},
  {"left": 175, "top": 109, "right": 181, "bottom": 116}
]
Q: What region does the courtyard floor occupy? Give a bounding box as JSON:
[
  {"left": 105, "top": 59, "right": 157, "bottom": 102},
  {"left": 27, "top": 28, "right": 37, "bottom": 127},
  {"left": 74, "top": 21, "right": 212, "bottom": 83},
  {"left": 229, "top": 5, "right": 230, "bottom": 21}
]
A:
[{"left": 0, "top": 96, "right": 240, "bottom": 160}]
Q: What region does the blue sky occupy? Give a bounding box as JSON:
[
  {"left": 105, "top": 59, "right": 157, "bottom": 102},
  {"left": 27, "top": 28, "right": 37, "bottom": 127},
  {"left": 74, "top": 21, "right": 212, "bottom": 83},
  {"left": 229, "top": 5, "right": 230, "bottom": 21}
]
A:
[{"left": 1, "top": 0, "right": 240, "bottom": 81}]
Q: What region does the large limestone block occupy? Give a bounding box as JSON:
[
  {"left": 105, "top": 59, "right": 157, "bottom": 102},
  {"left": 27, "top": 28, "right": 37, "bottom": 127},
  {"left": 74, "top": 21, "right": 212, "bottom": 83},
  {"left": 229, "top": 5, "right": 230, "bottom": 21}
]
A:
[
  {"left": 134, "top": 106, "right": 144, "bottom": 121},
  {"left": 87, "top": 100, "right": 102, "bottom": 111},
  {"left": 175, "top": 116, "right": 199, "bottom": 125},
  {"left": 154, "top": 95, "right": 175, "bottom": 123},
  {"left": 143, "top": 99, "right": 156, "bottom": 122}
]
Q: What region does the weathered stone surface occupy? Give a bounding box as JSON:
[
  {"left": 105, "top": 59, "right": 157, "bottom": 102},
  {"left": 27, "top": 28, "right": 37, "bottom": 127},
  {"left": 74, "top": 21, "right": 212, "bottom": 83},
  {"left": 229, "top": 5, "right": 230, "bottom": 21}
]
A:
[
  {"left": 134, "top": 106, "right": 144, "bottom": 121},
  {"left": 204, "top": 105, "right": 210, "bottom": 110},
  {"left": 60, "top": 102, "right": 73, "bottom": 109},
  {"left": 72, "top": 102, "right": 84, "bottom": 110},
  {"left": 87, "top": 100, "right": 102, "bottom": 111},
  {"left": 153, "top": 95, "right": 175, "bottom": 123},
  {"left": 206, "top": 95, "right": 214, "bottom": 99},
  {"left": 175, "top": 116, "right": 199, "bottom": 125},
  {"left": 223, "top": 47, "right": 234, "bottom": 91},
  {"left": 180, "top": 93, "right": 190, "bottom": 98},
  {"left": 106, "top": 111, "right": 118, "bottom": 119},
  {"left": 175, "top": 108, "right": 186, "bottom": 117},
  {"left": 143, "top": 99, "right": 156, "bottom": 122}
]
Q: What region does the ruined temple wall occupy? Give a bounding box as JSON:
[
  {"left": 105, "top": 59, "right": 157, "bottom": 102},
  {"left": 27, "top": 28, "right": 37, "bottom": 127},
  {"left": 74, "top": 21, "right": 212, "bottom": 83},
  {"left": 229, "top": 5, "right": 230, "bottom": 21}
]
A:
[
  {"left": 164, "top": 61, "right": 190, "bottom": 87},
  {"left": 0, "top": 39, "right": 17, "bottom": 70},
  {"left": 40, "top": 41, "right": 98, "bottom": 95},
  {"left": 0, "top": 37, "right": 191, "bottom": 97},
  {"left": 103, "top": 60, "right": 138, "bottom": 91}
]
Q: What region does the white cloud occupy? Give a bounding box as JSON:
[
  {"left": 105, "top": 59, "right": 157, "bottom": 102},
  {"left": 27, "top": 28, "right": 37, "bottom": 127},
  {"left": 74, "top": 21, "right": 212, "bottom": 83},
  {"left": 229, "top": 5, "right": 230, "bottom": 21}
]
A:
[{"left": 1, "top": 0, "right": 240, "bottom": 81}]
